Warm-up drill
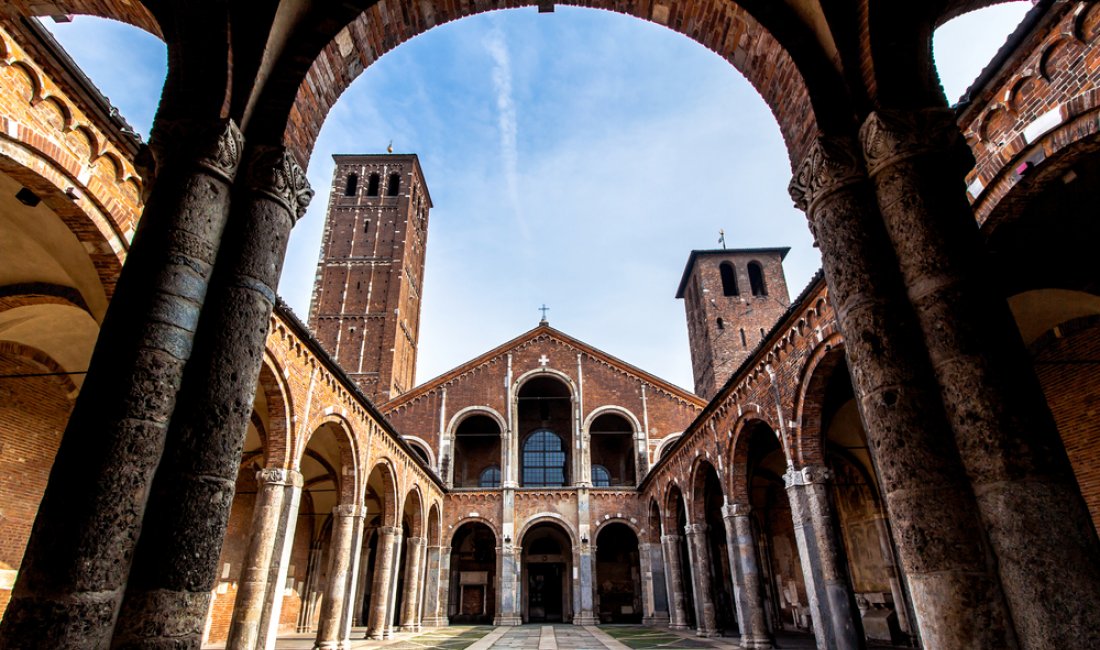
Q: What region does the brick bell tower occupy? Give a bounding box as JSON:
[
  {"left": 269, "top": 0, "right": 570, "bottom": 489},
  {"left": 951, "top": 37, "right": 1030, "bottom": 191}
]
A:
[
  {"left": 676, "top": 247, "right": 791, "bottom": 399},
  {"left": 309, "top": 153, "right": 431, "bottom": 403}
]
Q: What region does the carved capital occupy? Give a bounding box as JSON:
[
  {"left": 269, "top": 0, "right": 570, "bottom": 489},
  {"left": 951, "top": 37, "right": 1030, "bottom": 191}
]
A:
[
  {"left": 860, "top": 108, "right": 971, "bottom": 177},
  {"left": 660, "top": 534, "right": 681, "bottom": 543},
  {"left": 333, "top": 503, "right": 367, "bottom": 518},
  {"left": 407, "top": 536, "right": 427, "bottom": 546},
  {"left": 245, "top": 145, "right": 314, "bottom": 223},
  {"left": 256, "top": 467, "right": 303, "bottom": 488},
  {"left": 784, "top": 464, "right": 832, "bottom": 487},
  {"left": 721, "top": 503, "right": 751, "bottom": 519},
  {"left": 683, "top": 523, "right": 709, "bottom": 536},
  {"left": 150, "top": 118, "right": 244, "bottom": 182},
  {"left": 789, "top": 135, "right": 865, "bottom": 213}
]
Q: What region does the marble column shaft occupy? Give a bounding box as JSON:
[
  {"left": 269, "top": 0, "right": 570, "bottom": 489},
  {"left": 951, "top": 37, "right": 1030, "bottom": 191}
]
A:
[
  {"left": 861, "top": 108, "right": 1100, "bottom": 649},
  {"left": 420, "top": 545, "right": 445, "bottom": 626},
  {"left": 384, "top": 529, "right": 404, "bottom": 638},
  {"left": 684, "top": 524, "right": 719, "bottom": 637},
  {"left": 339, "top": 514, "right": 367, "bottom": 644},
  {"left": 113, "top": 143, "right": 312, "bottom": 647},
  {"left": 314, "top": 504, "right": 366, "bottom": 650},
  {"left": 722, "top": 505, "right": 772, "bottom": 649},
  {"left": 366, "top": 526, "right": 399, "bottom": 639},
  {"left": 226, "top": 468, "right": 304, "bottom": 649},
  {"left": 0, "top": 119, "right": 243, "bottom": 648},
  {"left": 784, "top": 467, "right": 863, "bottom": 650},
  {"left": 399, "top": 537, "right": 426, "bottom": 631},
  {"left": 639, "top": 541, "right": 669, "bottom": 626},
  {"left": 789, "top": 135, "right": 1015, "bottom": 649},
  {"left": 661, "top": 534, "right": 689, "bottom": 630}
]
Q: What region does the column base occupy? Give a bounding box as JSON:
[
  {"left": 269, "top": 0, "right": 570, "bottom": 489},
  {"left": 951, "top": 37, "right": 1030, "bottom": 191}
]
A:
[
  {"left": 493, "top": 615, "right": 523, "bottom": 626},
  {"left": 642, "top": 613, "right": 670, "bottom": 626},
  {"left": 312, "top": 641, "right": 340, "bottom": 650},
  {"left": 695, "top": 629, "right": 720, "bottom": 638},
  {"left": 573, "top": 614, "right": 599, "bottom": 626},
  {"left": 740, "top": 635, "right": 774, "bottom": 649},
  {"left": 669, "top": 624, "right": 691, "bottom": 630},
  {"left": 421, "top": 617, "right": 448, "bottom": 627},
  {"left": 398, "top": 624, "right": 421, "bottom": 633}
]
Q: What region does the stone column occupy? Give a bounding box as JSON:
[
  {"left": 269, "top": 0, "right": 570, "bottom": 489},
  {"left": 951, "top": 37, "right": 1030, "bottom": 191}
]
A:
[
  {"left": 639, "top": 541, "right": 669, "bottom": 626},
  {"left": 789, "top": 135, "right": 1016, "bottom": 649},
  {"left": 420, "top": 544, "right": 445, "bottom": 626},
  {"left": 399, "top": 537, "right": 426, "bottom": 632},
  {"left": 226, "top": 468, "right": 304, "bottom": 649},
  {"left": 366, "top": 526, "right": 399, "bottom": 639},
  {"left": 495, "top": 543, "right": 522, "bottom": 625},
  {"left": 661, "top": 534, "right": 689, "bottom": 630},
  {"left": 684, "top": 524, "right": 718, "bottom": 637},
  {"left": 384, "top": 528, "right": 404, "bottom": 638},
  {"left": 436, "top": 548, "right": 453, "bottom": 624},
  {"left": 575, "top": 541, "right": 598, "bottom": 625},
  {"left": 339, "top": 514, "right": 367, "bottom": 644},
  {"left": 0, "top": 119, "right": 243, "bottom": 647},
  {"left": 784, "top": 466, "right": 862, "bottom": 650},
  {"left": 722, "top": 504, "right": 772, "bottom": 649},
  {"left": 314, "top": 504, "right": 365, "bottom": 650},
  {"left": 111, "top": 144, "right": 312, "bottom": 647},
  {"left": 861, "top": 108, "right": 1100, "bottom": 649}
]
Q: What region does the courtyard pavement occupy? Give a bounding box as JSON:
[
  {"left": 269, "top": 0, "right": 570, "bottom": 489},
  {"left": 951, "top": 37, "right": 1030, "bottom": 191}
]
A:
[{"left": 264, "top": 624, "right": 827, "bottom": 649}]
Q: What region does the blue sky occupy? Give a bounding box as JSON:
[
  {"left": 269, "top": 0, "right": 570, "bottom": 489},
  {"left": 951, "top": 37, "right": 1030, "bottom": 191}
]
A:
[{"left": 45, "top": 3, "right": 1032, "bottom": 391}]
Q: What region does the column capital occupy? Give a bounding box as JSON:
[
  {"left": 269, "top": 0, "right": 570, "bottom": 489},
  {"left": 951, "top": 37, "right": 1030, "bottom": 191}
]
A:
[
  {"left": 683, "top": 523, "right": 708, "bottom": 536},
  {"left": 788, "top": 135, "right": 865, "bottom": 214},
  {"left": 406, "top": 536, "right": 427, "bottom": 546},
  {"left": 660, "top": 534, "right": 681, "bottom": 544},
  {"left": 332, "top": 503, "right": 367, "bottom": 518},
  {"left": 859, "top": 108, "right": 970, "bottom": 177},
  {"left": 256, "top": 467, "right": 303, "bottom": 487},
  {"left": 784, "top": 464, "right": 832, "bottom": 488},
  {"left": 378, "top": 525, "right": 401, "bottom": 536},
  {"left": 244, "top": 145, "right": 314, "bottom": 223},
  {"left": 721, "top": 503, "right": 751, "bottom": 519},
  {"left": 149, "top": 118, "right": 244, "bottom": 182}
]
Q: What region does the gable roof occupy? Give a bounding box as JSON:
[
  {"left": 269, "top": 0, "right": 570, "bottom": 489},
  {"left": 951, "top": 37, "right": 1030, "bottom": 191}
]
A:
[{"left": 381, "top": 322, "right": 706, "bottom": 411}]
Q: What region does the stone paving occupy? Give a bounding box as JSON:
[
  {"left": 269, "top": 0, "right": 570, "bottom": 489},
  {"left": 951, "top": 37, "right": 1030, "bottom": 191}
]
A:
[{"left": 266, "top": 625, "right": 831, "bottom": 649}]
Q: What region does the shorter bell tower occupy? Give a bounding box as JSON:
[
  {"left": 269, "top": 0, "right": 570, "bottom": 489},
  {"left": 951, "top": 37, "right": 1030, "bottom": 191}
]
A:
[{"left": 676, "top": 247, "right": 791, "bottom": 399}]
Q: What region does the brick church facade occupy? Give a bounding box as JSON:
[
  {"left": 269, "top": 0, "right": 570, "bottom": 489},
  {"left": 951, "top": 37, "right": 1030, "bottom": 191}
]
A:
[{"left": 2, "top": 2, "right": 1100, "bottom": 650}]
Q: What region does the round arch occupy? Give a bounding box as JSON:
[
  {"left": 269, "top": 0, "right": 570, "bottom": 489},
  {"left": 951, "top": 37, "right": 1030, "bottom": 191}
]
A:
[
  {"left": 446, "top": 405, "right": 508, "bottom": 436},
  {"left": 400, "top": 483, "right": 425, "bottom": 538},
  {"left": 365, "top": 458, "right": 400, "bottom": 528},
  {"left": 727, "top": 414, "right": 783, "bottom": 505},
  {"left": 257, "top": 351, "right": 295, "bottom": 468},
  {"left": 582, "top": 405, "right": 642, "bottom": 433},
  {"left": 297, "top": 413, "right": 361, "bottom": 502},
  {"left": 791, "top": 333, "right": 847, "bottom": 468},
  {"left": 402, "top": 435, "right": 437, "bottom": 469},
  {"left": 517, "top": 513, "right": 580, "bottom": 550},
  {"left": 514, "top": 367, "right": 578, "bottom": 397},
  {"left": 446, "top": 516, "right": 500, "bottom": 546}
]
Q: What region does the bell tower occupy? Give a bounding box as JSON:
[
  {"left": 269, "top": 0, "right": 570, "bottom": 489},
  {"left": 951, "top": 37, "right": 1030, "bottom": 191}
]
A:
[
  {"left": 676, "top": 247, "right": 791, "bottom": 399},
  {"left": 309, "top": 153, "right": 431, "bottom": 403}
]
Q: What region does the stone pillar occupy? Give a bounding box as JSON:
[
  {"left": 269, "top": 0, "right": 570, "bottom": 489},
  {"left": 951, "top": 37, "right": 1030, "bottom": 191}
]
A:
[
  {"left": 495, "top": 543, "right": 522, "bottom": 625},
  {"left": 661, "top": 534, "right": 689, "bottom": 630},
  {"left": 861, "top": 108, "right": 1100, "bottom": 649},
  {"left": 366, "top": 526, "right": 399, "bottom": 639},
  {"left": 421, "top": 544, "right": 445, "bottom": 626},
  {"left": 399, "top": 537, "right": 426, "bottom": 632},
  {"left": 789, "top": 135, "right": 1019, "bottom": 649},
  {"left": 436, "top": 549, "right": 452, "bottom": 625},
  {"left": 722, "top": 505, "right": 772, "bottom": 649},
  {"left": 575, "top": 542, "right": 598, "bottom": 625},
  {"left": 314, "top": 504, "right": 365, "bottom": 650},
  {"left": 0, "top": 119, "right": 243, "bottom": 647},
  {"left": 639, "top": 541, "right": 669, "bottom": 626},
  {"left": 784, "top": 466, "right": 863, "bottom": 650},
  {"left": 339, "top": 514, "right": 367, "bottom": 644},
  {"left": 226, "top": 468, "right": 304, "bottom": 649},
  {"left": 384, "top": 528, "right": 404, "bottom": 639},
  {"left": 683, "top": 524, "right": 718, "bottom": 637},
  {"left": 111, "top": 144, "right": 312, "bottom": 646}
]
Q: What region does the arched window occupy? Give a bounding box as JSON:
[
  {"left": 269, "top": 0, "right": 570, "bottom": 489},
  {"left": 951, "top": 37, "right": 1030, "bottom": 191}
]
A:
[
  {"left": 720, "top": 262, "right": 739, "bottom": 296},
  {"left": 523, "top": 429, "right": 566, "bottom": 487},
  {"left": 386, "top": 172, "right": 401, "bottom": 196},
  {"left": 479, "top": 466, "right": 501, "bottom": 488},
  {"left": 591, "top": 465, "right": 611, "bottom": 487},
  {"left": 367, "top": 173, "right": 381, "bottom": 196},
  {"left": 344, "top": 173, "right": 358, "bottom": 196},
  {"left": 716, "top": 317, "right": 725, "bottom": 330},
  {"left": 748, "top": 261, "right": 767, "bottom": 296}
]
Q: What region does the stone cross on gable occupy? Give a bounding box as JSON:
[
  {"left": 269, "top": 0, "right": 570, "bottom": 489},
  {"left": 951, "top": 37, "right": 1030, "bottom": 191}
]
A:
[{"left": 538, "top": 355, "right": 550, "bottom": 367}]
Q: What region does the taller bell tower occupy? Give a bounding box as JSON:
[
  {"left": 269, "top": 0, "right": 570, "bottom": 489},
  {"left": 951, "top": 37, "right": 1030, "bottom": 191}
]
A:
[
  {"left": 676, "top": 247, "right": 791, "bottom": 399},
  {"left": 309, "top": 153, "right": 431, "bottom": 403}
]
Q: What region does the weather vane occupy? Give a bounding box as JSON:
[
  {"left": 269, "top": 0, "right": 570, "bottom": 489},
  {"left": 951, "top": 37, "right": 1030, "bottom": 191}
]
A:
[{"left": 719, "top": 229, "right": 726, "bottom": 249}]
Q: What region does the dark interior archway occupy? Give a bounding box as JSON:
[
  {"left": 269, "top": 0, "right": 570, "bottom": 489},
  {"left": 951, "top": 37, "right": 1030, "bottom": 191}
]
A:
[
  {"left": 595, "top": 523, "right": 642, "bottom": 623},
  {"left": 448, "top": 522, "right": 496, "bottom": 624},
  {"left": 521, "top": 521, "right": 573, "bottom": 623}
]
